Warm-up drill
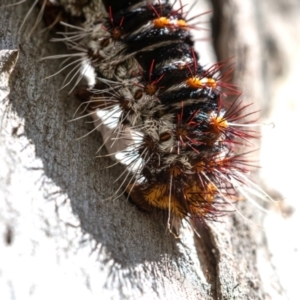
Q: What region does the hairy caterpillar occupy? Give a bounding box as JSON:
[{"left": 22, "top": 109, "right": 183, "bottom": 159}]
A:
[{"left": 4, "top": 0, "right": 273, "bottom": 238}]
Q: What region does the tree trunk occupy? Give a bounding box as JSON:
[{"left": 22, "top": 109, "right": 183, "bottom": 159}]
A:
[{"left": 1, "top": 0, "right": 297, "bottom": 299}]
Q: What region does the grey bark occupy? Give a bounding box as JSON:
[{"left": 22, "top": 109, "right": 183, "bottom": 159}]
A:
[{"left": 0, "top": 0, "right": 296, "bottom": 299}]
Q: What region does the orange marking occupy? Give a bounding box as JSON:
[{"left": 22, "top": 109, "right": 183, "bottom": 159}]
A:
[
  {"left": 153, "top": 17, "right": 170, "bottom": 28},
  {"left": 186, "top": 77, "right": 217, "bottom": 89},
  {"left": 209, "top": 114, "right": 228, "bottom": 133},
  {"left": 176, "top": 19, "right": 188, "bottom": 29}
]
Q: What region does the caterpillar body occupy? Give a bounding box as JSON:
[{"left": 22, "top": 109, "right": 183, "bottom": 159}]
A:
[{"left": 10, "top": 0, "right": 270, "bottom": 237}]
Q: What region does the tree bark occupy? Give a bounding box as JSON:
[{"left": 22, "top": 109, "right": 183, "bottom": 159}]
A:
[{"left": 1, "top": 0, "right": 296, "bottom": 299}]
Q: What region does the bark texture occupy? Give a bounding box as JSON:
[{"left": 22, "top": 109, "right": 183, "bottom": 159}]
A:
[{"left": 1, "top": 0, "right": 297, "bottom": 299}]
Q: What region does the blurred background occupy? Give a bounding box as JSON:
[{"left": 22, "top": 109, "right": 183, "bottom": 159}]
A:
[
  {"left": 209, "top": 0, "right": 300, "bottom": 299},
  {"left": 188, "top": 0, "right": 300, "bottom": 298}
]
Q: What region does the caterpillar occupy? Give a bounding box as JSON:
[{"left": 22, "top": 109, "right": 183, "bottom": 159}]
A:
[{"left": 4, "top": 0, "right": 273, "bottom": 237}]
